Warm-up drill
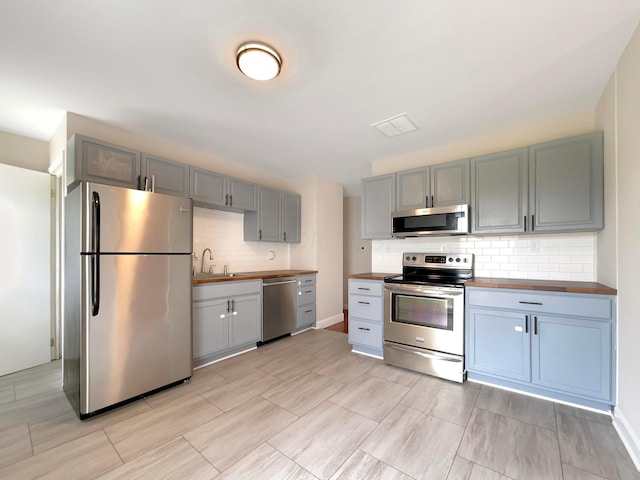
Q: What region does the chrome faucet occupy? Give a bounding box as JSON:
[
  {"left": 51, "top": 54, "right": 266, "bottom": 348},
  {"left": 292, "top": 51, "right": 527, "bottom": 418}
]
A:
[{"left": 200, "top": 248, "right": 213, "bottom": 273}]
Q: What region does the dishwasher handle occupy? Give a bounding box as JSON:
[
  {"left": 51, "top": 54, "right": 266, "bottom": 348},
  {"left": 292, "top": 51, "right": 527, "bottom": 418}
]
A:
[{"left": 263, "top": 279, "right": 297, "bottom": 287}]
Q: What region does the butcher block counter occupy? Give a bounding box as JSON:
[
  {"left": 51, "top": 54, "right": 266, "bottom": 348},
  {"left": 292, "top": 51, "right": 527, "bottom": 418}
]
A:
[
  {"left": 192, "top": 269, "right": 318, "bottom": 285},
  {"left": 465, "top": 277, "right": 617, "bottom": 296}
]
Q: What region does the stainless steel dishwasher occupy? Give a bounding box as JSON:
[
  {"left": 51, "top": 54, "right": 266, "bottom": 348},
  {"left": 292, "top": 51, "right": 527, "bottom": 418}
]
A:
[{"left": 261, "top": 277, "right": 297, "bottom": 343}]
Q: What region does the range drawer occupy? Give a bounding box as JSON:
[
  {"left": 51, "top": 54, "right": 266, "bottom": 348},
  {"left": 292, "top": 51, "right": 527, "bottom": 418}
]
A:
[
  {"left": 348, "top": 279, "right": 383, "bottom": 296},
  {"left": 349, "top": 319, "right": 382, "bottom": 349},
  {"left": 298, "top": 285, "right": 316, "bottom": 306},
  {"left": 466, "top": 287, "right": 614, "bottom": 320},
  {"left": 349, "top": 294, "right": 382, "bottom": 321}
]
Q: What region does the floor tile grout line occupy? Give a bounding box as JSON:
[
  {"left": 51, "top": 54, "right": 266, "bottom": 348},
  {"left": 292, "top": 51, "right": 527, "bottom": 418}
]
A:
[{"left": 181, "top": 434, "right": 219, "bottom": 474}]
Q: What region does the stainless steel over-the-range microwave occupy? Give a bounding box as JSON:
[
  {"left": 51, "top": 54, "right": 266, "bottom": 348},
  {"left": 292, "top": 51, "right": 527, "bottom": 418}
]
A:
[{"left": 391, "top": 204, "right": 469, "bottom": 237}]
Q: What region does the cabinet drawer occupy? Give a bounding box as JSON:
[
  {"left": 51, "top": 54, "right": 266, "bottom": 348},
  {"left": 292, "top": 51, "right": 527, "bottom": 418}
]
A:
[
  {"left": 349, "top": 295, "right": 382, "bottom": 321},
  {"left": 297, "top": 304, "right": 316, "bottom": 328},
  {"left": 298, "top": 285, "right": 316, "bottom": 306},
  {"left": 348, "top": 280, "right": 383, "bottom": 296},
  {"left": 297, "top": 274, "right": 316, "bottom": 288},
  {"left": 466, "top": 288, "right": 613, "bottom": 320},
  {"left": 349, "top": 319, "right": 382, "bottom": 348},
  {"left": 193, "top": 280, "right": 261, "bottom": 301}
]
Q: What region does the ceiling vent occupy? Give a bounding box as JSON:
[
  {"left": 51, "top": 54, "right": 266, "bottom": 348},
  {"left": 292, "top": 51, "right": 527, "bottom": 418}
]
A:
[{"left": 371, "top": 113, "right": 418, "bottom": 137}]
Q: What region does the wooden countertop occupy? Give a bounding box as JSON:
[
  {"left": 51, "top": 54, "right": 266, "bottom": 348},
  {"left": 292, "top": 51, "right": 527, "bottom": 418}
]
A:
[
  {"left": 192, "top": 269, "right": 318, "bottom": 285},
  {"left": 466, "top": 277, "right": 617, "bottom": 295},
  {"left": 347, "top": 272, "right": 397, "bottom": 281}
]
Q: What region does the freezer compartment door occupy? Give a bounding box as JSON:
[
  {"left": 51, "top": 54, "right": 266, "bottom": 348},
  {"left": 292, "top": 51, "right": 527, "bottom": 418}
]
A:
[
  {"left": 81, "top": 254, "right": 192, "bottom": 414},
  {"left": 83, "top": 182, "right": 192, "bottom": 254}
]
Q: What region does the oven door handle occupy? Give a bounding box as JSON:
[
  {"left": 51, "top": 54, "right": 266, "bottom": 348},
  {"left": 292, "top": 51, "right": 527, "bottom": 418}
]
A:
[
  {"left": 384, "top": 342, "right": 463, "bottom": 363},
  {"left": 385, "top": 285, "right": 463, "bottom": 298}
]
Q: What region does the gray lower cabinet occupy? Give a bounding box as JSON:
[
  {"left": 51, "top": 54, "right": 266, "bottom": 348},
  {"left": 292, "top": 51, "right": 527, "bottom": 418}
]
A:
[
  {"left": 296, "top": 274, "right": 316, "bottom": 331},
  {"left": 470, "top": 132, "right": 604, "bottom": 234},
  {"left": 361, "top": 174, "right": 395, "bottom": 239},
  {"left": 141, "top": 153, "right": 190, "bottom": 197},
  {"left": 465, "top": 286, "right": 615, "bottom": 410},
  {"left": 244, "top": 187, "right": 301, "bottom": 243},
  {"left": 67, "top": 134, "right": 141, "bottom": 190},
  {"left": 190, "top": 167, "right": 257, "bottom": 212},
  {"left": 347, "top": 279, "right": 383, "bottom": 358},
  {"left": 192, "top": 280, "right": 261, "bottom": 367}
]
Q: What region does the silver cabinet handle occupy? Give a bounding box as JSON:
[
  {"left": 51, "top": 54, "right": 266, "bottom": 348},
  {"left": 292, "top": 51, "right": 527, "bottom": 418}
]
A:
[
  {"left": 358, "top": 327, "right": 370, "bottom": 331},
  {"left": 357, "top": 287, "right": 370, "bottom": 291},
  {"left": 519, "top": 301, "right": 543, "bottom": 305},
  {"left": 358, "top": 301, "right": 370, "bottom": 305}
]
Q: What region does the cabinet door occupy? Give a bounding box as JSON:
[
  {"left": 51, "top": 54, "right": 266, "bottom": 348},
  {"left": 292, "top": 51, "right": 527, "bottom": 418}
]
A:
[
  {"left": 282, "top": 192, "right": 301, "bottom": 243},
  {"left": 471, "top": 148, "right": 528, "bottom": 234},
  {"left": 190, "top": 168, "right": 227, "bottom": 207},
  {"left": 192, "top": 299, "right": 229, "bottom": 360},
  {"left": 229, "top": 295, "right": 261, "bottom": 347},
  {"left": 529, "top": 132, "right": 604, "bottom": 232},
  {"left": 361, "top": 174, "right": 395, "bottom": 239},
  {"left": 467, "top": 307, "right": 530, "bottom": 382},
  {"left": 228, "top": 177, "right": 257, "bottom": 211},
  {"left": 257, "top": 187, "right": 282, "bottom": 241},
  {"left": 142, "top": 154, "right": 189, "bottom": 197},
  {"left": 431, "top": 158, "right": 470, "bottom": 207},
  {"left": 68, "top": 135, "right": 141, "bottom": 189},
  {"left": 396, "top": 168, "right": 429, "bottom": 210},
  {"left": 531, "top": 315, "right": 611, "bottom": 401}
]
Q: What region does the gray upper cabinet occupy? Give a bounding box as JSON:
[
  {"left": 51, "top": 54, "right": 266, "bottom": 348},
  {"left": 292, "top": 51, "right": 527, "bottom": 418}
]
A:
[
  {"left": 244, "top": 187, "right": 301, "bottom": 243},
  {"left": 470, "top": 132, "right": 604, "bottom": 235},
  {"left": 395, "top": 159, "right": 469, "bottom": 211},
  {"left": 67, "top": 134, "right": 141, "bottom": 190},
  {"left": 396, "top": 168, "right": 429, "bottom": 210},
  {"left": 529, "top": 132, "right": 604, "bottom": 232},
  {"left": 141, "top": 153, "right": 190, "bottom": 197},
  {"left": 282, "top": 192, "right": 301, "bottom": 243},
  {"left": 431, "top": 158, "right": 470, "bottom": 207},
  {"left": 256, "top": 187, "right": 281, "bottom": 242},
  {"left": 361, "top": 173, "right": 396, "bottom": 239},
  {"left": 471, "top": 148, "right": 528, "bottom": 234},
  {"left": 228, "top": 177, "right": 258, "bottom": 211},
  {"left": 190, "top": 167, "right": 226, "bottom": 207},
  {"left": 190, "top": 168, "right": 257, "bottom": 212}
]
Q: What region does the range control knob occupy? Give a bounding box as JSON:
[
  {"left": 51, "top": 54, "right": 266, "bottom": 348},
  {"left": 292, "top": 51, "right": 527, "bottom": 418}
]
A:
[
  {"left": 412, "top": 256, "right": 417, "bottom": 261},
  {"left": 405, "top": 256, "right": 411, "bottom": 261},
  {"left": 463, "top": 258, "right": 468, "bottom": 263},
  {"left": 456, "top": 257, "right": 461, "bottom": 262},
  {"left": 448, "top": 257, "right": 453, "bottom": 262}
]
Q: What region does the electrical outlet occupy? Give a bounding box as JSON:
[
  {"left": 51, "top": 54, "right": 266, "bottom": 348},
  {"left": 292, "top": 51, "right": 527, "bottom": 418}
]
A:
[{"left": 529, "top": 240, "right": 540, "bottom": 254}]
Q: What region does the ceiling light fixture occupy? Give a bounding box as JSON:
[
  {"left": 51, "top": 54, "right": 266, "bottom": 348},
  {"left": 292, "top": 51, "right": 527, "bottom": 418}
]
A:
[{"left": 236, "top": 41, "right": 282, "bottom": 81}]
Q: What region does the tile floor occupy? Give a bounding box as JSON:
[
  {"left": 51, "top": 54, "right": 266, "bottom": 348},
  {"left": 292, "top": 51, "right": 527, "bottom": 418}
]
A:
[{"left": 0, "top": 329, "right": 638, "bottom": 479}]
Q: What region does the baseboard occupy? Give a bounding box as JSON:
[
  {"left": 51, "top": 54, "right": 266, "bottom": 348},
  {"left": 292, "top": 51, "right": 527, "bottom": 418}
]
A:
[
  {"left": 613, "top": 407, "right": 640, "bottom": 471},
  {"left": 316, "top": 312, "right": 344, "bottom": 329}
]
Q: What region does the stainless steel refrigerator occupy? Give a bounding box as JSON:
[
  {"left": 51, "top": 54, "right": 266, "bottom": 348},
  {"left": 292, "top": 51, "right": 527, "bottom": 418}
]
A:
[{"left": 63, "top": 182, "right": 193, "bottom": 418}]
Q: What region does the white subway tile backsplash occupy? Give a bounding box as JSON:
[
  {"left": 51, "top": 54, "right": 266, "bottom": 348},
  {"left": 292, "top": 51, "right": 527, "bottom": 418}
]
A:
[
  {"left": 372, "top": 232, "right": 595, "bottom": 282},
  {"left": 193, "top": 207, "right": 290, "bottom": 273}
]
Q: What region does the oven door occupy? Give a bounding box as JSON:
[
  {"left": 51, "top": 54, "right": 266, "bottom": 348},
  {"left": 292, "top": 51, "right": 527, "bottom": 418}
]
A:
[{"left": 384, "top": 283, "right": 464, "bottom": 355}]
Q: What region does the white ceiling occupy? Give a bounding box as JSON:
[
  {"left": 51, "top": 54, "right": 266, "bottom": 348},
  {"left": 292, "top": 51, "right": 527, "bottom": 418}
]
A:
[{"left": 1, "top": 1, "right": 639, "bottom": 194}]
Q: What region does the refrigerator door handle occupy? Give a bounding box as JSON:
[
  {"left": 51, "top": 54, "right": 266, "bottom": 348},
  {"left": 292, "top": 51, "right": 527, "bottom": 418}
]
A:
[{"left": 92, "top": 191, "right": 100, "bottom": 316}]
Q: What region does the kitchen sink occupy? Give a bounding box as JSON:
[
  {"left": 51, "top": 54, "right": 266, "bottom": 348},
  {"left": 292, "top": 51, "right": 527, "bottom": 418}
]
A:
[{"left": 193, "top": 272, "right": 245, "bottom": 279}]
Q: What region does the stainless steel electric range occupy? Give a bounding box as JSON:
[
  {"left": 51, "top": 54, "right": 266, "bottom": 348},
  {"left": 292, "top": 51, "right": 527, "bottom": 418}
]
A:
[{"left": 383, "top": 252, "right": 474, "bottom": 383}]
